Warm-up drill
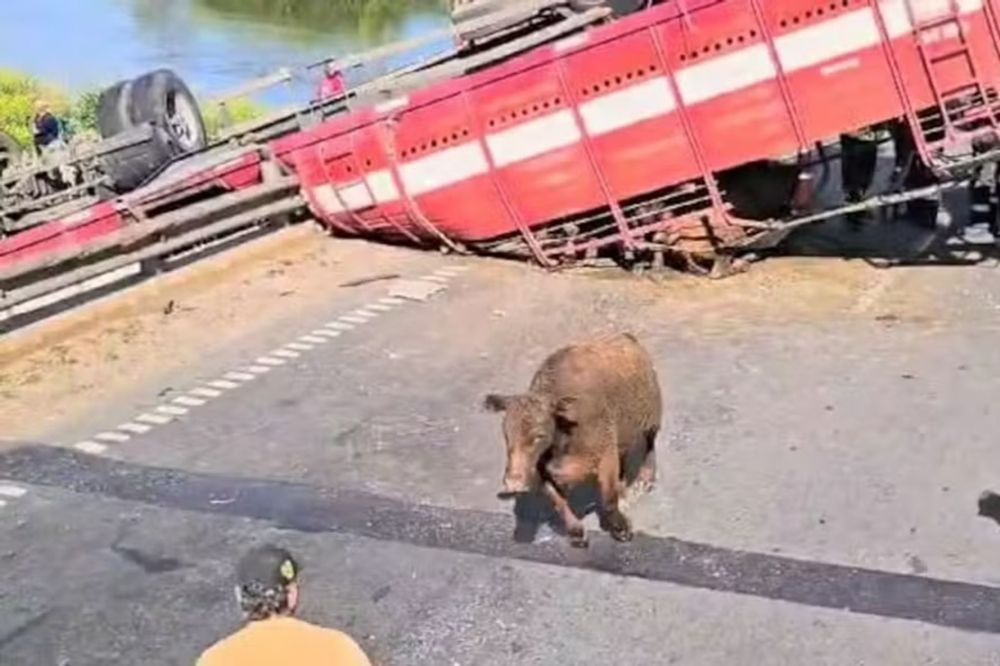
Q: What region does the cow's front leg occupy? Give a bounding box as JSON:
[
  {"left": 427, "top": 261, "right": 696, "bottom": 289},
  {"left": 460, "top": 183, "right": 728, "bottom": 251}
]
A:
[
  {"left": 597, "top": 451, "right": 632, "bottom": 542},
  {"left": 541, "top": 480, "right": 587, "bottom": 548}
]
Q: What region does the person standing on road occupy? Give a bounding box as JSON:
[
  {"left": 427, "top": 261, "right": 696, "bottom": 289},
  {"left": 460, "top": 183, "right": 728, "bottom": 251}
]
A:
[{"left": 196, "top": 544, "right": 373, "bottom": 666}]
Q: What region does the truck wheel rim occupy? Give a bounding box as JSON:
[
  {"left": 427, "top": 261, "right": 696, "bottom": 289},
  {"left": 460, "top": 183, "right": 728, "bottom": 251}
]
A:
[{"left": 166, "top": 91, "right": 203, "bottom": 152}]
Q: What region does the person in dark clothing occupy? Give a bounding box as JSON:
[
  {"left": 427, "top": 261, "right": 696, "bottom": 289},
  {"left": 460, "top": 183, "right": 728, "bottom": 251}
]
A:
[
  {"left": 32, "top": 101, "right": 62, "bottom": 152},
  {"left": 839, "top": 126, "right": 882, "bottom": 226}
]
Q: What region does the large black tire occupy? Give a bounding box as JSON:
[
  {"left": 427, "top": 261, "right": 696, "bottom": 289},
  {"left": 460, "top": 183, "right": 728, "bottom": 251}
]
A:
[
  {"left": 96, "top": 79, "right": 135, "bottom": 138},
  {"left": 100, "top": 124, "right": 174, "bottom": 193},
  {"left": 129, "top": 69, "right": 207, "bottom": 156},
  {"left": 0, "top": 131, "right": 21, "bottom": 177}
]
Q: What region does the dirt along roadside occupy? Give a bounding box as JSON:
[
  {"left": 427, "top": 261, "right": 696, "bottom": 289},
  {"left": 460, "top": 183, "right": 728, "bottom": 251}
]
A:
[
  {"left": 0, "top": 222, "right": 444, "bottom": 442},
  {"left": 0, "top": 215, "right": 941, "bottom": 445}
]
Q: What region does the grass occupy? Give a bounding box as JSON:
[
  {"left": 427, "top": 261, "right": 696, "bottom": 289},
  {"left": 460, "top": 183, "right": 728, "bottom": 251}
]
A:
[
  {"left": 0, "top": 68, "right": 267, "bottom": 147},
  {"left": 0, "top": 69, "right": 101, "bottom": 147}
]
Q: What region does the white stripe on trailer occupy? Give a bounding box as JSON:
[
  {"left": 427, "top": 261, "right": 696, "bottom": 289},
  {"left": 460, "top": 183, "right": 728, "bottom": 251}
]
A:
[
  {"left": 485, "top": 109, "right": 581, "bottom": 168},
  {"left": 312, "top": 183, "right": 345, "bottom": 214},
  {"left": 676, "top": 43, "right": 776, "bottom": 105},
  {"left": 580, "top": 77, "right": 676, "bottom": 137},
  {"left": 776, "top": 8, "right": 880, "bottom": 73},
  {"left": 339, "top": 182, "right": 375, "bottom": 210},
  {"left": 366, "top": 170, "right": 400, "bottom": 204},
  {"left": 399, "top": 142, "right": 489, "bottom": 196}
]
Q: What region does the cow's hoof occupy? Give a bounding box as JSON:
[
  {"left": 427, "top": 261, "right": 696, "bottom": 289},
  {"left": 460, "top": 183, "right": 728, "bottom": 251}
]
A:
[
  {"left": 568, "top": 528, "right": 589, "bottom": 548},
  {"left": 601, "top": 511, "right": 634, "bottom": 542},
  {"left": 610, "top": 525, "right": 634, "bottom": 542}
]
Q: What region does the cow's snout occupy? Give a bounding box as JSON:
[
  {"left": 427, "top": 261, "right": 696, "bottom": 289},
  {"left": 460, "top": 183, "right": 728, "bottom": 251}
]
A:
[{"left": 498, "top": 473, "right": 531, "bottom": 498}]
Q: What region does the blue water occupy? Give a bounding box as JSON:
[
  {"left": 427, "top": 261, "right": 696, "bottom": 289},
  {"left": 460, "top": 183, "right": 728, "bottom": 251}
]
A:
[{"left": 0, "top": 0, "right": 452, "bottom": 107}]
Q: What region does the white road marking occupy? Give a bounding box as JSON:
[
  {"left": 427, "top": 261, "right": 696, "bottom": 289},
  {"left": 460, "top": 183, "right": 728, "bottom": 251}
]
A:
[
  {"left": 75, "top": 441, "right": 108, "bottom": 454},
  {"left": 273, "top": 349, "right": 301, "bottom": 359},
  {"left": 208, "top": 379, "right": 241, "bottom": 390},
  {"left": 312, "top": 329, "right": 342, "bottom": 338},
  {"left": 339, "top": 316, "right": 368, "bottom": 324},
  {"left": 157, "top": 404, "right": 189, "bottom": 416},
  {"left": 379, "top": 297, "right": 405, "bottom": 305},
  {"left": 224, "top": 371, "right": 256, "bottom": 381},
  {"left": 327, "top": 321, "right": 355, "bottom": 330},
  {"left": 136, "top": 412, "right": 173, "bottom": 425},
  {"left": 299, "top": 335, "right": 328, "bottom": 344},
  {"left": 0, "top": 485, "right": 28, "bottom": 498},
  {"left": 118, "top": 422, "right": 153, "bottom": 435},
  {"left": 366, "top": 303, "right": 393, "bottom": 312},
  {"left": 0, "top": 499, "right": 8, "bottom": 508},
  {"left": 285, "top": 342, "right": 314, "bottom": 351},
  {"left": 190, "top": 387, "right": 224, "bottom": 398},
  {"left": 95, "top": 431, "right": 130, "bottom": 443},
  {"left": 255, "top": 357, "right": 286, "bottom": 366},
  {"left": 174, "top": 395, "right": 207, "bottom": 407},
  {"left": 422, "top": 275, "right": 450, "bottom": 283},
  {"left": 352, "top": 309, "right": 378, "bottom": 318}
]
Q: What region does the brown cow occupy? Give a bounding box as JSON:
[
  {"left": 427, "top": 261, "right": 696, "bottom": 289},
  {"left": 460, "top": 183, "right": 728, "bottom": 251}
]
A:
[{"left": 484, "top": 332, "right": 663, "bottom": 547}]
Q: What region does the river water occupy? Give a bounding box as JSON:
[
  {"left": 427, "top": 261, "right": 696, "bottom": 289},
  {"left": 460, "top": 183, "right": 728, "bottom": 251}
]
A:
[{"left": 0, "top": 0, "right": 451, "bottom": 106}]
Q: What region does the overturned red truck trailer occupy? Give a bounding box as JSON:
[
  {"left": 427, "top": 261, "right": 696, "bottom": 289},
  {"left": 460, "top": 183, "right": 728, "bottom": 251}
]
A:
[{"left": 3, "top": 0, "right": 1000, "bottom": 312}]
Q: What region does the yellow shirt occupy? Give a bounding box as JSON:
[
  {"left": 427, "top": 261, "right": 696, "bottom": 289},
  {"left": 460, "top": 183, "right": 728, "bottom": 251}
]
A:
[{"left": 197, "top": 616, "right": 373, "bottom": 666}]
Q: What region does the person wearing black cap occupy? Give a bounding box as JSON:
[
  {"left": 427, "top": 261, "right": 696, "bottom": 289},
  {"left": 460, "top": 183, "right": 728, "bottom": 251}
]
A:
[{"left": 196, "top": 544, "right": 372, "bottom": 665}]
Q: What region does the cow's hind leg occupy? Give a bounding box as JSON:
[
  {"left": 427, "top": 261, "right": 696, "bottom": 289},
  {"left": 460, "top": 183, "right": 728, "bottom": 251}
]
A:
[
  {"left": 598, "top": 452, "right": 633, "bottom": 542},
  {"left": 635, "top": 427, "right": 658, "bottom": 493}
]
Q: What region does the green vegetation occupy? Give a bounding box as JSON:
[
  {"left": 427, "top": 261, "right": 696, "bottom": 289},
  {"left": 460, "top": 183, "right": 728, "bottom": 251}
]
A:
[
  {"left": 0, "top": 69, "right": 101, "bottom": 147},
  {"left": 191, "top": 0, "right": 447, "bottom": 45},
  {"left": 0, "top": 68, "right": 262, "bottom": 146},
  {"left": 202, "top": 97, "right": 268, "bottom": 140}
]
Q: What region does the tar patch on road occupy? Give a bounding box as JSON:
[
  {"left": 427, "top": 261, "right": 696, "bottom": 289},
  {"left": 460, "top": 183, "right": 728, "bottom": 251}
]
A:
[{"left": 3, "top": 443, "right": 1000, "bottom": 634}]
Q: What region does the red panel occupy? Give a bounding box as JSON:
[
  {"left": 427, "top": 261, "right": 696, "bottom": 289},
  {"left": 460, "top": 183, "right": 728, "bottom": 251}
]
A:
[
  {"left": 655, "top": 6, "right": 800, "bottom": 172},
  {"left": 562, "top": 29, "right": 700, "bottom": 199},
  {"left": 0, "top": 202, "right": 124, "bottom": 268},
  {"left": 394, "top": 94, "right": 516, "bottom": 241},
  {"left": 468, "top": 63, "right": 604, "bottom": 226}
]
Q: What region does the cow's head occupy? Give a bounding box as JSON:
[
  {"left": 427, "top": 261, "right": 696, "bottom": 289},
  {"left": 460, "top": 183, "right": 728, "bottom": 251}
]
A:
[{"left": 483, "top": 392, "right": 579, "bottom": 497}]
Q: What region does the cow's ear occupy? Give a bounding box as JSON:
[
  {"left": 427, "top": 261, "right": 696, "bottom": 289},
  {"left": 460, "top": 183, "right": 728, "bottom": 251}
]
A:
[
  {"left": 554, "top": 396, "right": 579, "bottom": 427},
  {"left": 483, "top": 393, "right": 512, "bottom": 412}
]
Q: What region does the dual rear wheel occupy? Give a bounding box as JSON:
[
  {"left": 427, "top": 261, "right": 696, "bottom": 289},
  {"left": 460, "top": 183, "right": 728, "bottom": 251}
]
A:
[{"left": 96, "top": 69, "right": 207, "bottom": 193}]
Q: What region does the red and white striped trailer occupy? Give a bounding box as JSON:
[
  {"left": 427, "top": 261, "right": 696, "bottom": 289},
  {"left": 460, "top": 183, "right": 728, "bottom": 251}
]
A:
[{"left": 3, "top": 0, "right": 1000, "bottom": 318}]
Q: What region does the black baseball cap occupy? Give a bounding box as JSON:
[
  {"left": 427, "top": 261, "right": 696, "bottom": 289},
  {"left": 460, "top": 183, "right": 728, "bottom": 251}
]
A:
[{"left": 236, "top": 544, "right": 300, "bottom": 589}]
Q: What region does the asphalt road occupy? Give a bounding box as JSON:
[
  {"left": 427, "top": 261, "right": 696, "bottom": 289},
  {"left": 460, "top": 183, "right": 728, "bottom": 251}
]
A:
[{"left": 3, "top": 223, "right": 1000, "bottom": 664}]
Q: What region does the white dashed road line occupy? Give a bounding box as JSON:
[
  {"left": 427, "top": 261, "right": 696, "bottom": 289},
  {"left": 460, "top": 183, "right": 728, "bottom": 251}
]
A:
[
  {"left": 0, "top": 485, "right": 28, "bottom": 499},
  {"left": 64, "top": 265, "right": 470, "bottom": 456}
]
